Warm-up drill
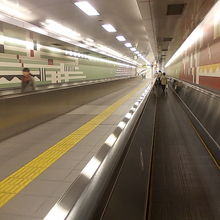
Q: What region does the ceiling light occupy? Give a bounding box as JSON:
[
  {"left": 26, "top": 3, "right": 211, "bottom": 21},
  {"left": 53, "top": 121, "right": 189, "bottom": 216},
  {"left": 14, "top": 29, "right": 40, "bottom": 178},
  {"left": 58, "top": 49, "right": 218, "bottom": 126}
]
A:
[
  {"left": 58, "top": 37, "right": 71, "bottom": 42},
  {"left": 134, "top": 51, "right": 139, "bottom": 54},
  {"left": 116, "top": 35, "right": 126, "bottom": 41},
  {"left": 42, "top": 19, "right": 81, "bottom": 40},
  {"left": 102, "top": 24, "right": 117, "bottom": 32},
  {"left": 74, "top": 1, "right": 100, "bottom": 16},
  {"left": 0, "top": 0, "right": 34, "bottom": 21},
  {"left": 125, "top": 43, "right": 132, "bottom": 48},
  {"left": 130, "top": 47, "right": 136, "bottom": 51}
]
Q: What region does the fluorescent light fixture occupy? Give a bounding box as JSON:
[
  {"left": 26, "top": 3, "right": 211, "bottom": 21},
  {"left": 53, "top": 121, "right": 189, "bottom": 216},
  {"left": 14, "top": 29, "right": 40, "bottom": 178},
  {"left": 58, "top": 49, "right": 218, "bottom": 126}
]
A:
[
  {"left": 116, "top": 35, "right": 126, "bottom": 41},
  {"left": 134, "top": 51, "right": 140, "bottom": 54},
  {"left": 0, "top": 34, "right": 136, "bottom": 67},
  {"left": 58, "top": 37, "right": 71, "bottom": 42},
  {"left": 164, "top": 0, "right": 220, "bottom": 67},
  {"left": 41, "top": 45, "right": 63, "bottom": 53},
  {"left": 125, "top": 43, "right": 132, "bottom": 48},
  {"left": 130, "top": 47, "right": 136, "bottom": 51},
  {"left": 29, "top": 27, "right": 48, "bottom": 35},
  {"left": 74, "top": 1, "right": 100, "bottom": 16},
  {"left": 42, "top": 19, "right": 81, "bottom": 40},
  {"left": 0, "top": 0, "right": 34, "bottom": 21},
  {"left": 102, "top": 24, "right": 117, "bottom": 32},
  {"left": 165, "top": 26, "right": 203, "bottom": 67},
  {"left": 86, "top": 38, "right": 94, "bottom": 43}
]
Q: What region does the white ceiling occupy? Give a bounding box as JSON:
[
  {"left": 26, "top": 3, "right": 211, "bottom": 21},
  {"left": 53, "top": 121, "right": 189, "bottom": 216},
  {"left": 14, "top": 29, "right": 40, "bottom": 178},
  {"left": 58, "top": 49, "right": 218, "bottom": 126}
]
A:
[
  {"left": 0, "top": 0, "right": 155, "bottom": 64},
  {"left": 0, "top": 0, "right": 216, "bottom": 66}
]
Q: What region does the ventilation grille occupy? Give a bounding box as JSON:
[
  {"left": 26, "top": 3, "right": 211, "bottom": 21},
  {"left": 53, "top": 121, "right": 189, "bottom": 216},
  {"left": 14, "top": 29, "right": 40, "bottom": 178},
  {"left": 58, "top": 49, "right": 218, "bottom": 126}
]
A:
[
  {"left": 163, "top": 37, "right": 173, "bottom": 41},
  {"left": 51, "top": 43, "right": 63, "bottom": 46},
  {"left": 162, "top": 49, "right": 168, "bottom": 51},
  {"left": 167, "top": 4, "right": 185, "bottom": 15},
  {"left": 83, "top": 52, "right": 91, "bottom": 55}
]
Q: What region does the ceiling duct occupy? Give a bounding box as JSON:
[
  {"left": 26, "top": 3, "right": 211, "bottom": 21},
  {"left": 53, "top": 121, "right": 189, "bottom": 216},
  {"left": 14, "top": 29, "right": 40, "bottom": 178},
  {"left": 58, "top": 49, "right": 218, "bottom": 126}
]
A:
[{"left": 167, "top": 4, "right": 186, "bottom": 15}]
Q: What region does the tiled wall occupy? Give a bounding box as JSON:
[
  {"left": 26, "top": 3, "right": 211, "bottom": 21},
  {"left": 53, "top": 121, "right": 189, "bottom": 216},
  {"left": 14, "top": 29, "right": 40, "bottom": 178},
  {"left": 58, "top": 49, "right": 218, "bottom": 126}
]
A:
[
  {"left": 0, "top": 41, "right": 135, "bottom": 88},
  {"left": 166, "top": 1, "right": 220, "bottom": 91}
]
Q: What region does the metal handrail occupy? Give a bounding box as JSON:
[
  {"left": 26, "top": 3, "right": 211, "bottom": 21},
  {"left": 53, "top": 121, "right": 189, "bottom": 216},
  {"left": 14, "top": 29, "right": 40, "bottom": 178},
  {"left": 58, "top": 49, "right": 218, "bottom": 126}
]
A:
[
  {"left": 44, "top": 80, "right": 155, "bottom": 220},
  {"left": 0, "top": 76, "right": 136, "bottom": 100},
  {"left": 170, "top": 77, "right": 220, "bottom": 99}
]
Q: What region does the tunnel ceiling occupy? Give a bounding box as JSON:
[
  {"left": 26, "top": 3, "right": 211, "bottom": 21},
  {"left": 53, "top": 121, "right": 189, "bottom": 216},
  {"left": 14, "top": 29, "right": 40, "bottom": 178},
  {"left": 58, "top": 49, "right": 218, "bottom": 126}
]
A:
[
  {"left": 0, "top": 0, "right": 156, "bottom": 64},
  {"left": 145, "top": 0, "right": 217, "bottom": 65},
  {"left": 0, "top": 0, "right": 217, "bottom": 66}
]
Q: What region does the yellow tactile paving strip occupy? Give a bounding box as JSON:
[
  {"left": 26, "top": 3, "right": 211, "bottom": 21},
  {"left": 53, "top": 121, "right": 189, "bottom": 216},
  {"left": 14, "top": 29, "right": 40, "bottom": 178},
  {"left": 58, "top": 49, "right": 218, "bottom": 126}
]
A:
[{"left": 0, "top": 83, "right": 146, "bottom": 207}]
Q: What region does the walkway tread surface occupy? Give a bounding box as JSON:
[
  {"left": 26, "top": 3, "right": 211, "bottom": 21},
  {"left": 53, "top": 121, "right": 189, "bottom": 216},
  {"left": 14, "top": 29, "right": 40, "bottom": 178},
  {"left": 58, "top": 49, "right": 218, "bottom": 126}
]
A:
[{"left": 148, "top": 88, "right": 220, "bottom": 220}]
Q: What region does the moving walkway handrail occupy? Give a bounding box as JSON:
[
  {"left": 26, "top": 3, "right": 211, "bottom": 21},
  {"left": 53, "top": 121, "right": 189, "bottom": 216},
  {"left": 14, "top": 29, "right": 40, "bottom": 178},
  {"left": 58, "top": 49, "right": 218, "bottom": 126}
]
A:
[
  {"left": 44, "top": 80, "right": 155, "bottom": 220},
  {"left": 0, "top": 76, "right": 135, "bottom": 98},
  {"left": 170, "top": 76, "right": 220, "bottom": 99}
]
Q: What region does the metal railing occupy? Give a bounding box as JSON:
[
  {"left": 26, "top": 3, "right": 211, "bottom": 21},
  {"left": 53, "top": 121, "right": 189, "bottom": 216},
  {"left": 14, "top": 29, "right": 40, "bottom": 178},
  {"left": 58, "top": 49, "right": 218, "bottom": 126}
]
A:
[
  {"left": 44, "top": 80, "right": 155, "bottom": 220},
  {"left": 0, "top": 76, "right": 135, "bottom": 98},
  {"left": 169, "top": 77, "right": 220, "bottom": 99}
]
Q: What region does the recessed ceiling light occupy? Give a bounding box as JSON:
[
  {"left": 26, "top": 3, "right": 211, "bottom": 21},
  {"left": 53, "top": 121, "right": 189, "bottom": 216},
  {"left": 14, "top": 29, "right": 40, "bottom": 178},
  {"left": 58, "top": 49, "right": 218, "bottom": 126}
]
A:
[
  {"left": 125, "top": 43, "right": 132, "bottom": 48},
  {"left": 116, "top": 36, "right": 126, "bottom": 41},
  {"left": 74, "top": 1, "right": 100, "bottom": 16},
  {"left": 102, "top": 24, "right": 117, "bottom": 32},
  {"left": 134, "top": 51, "right": 139, "bottom": 54},
  {"left": 130, "top": 47, "right": 136, "bottom": 51}
]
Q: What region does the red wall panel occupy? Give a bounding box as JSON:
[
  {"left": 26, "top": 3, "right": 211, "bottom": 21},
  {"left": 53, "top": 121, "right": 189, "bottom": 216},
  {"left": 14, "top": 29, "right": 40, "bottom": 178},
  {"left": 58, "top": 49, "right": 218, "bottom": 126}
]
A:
[{"left": 199, "top": 76, "right": 220, "bottom": 90}]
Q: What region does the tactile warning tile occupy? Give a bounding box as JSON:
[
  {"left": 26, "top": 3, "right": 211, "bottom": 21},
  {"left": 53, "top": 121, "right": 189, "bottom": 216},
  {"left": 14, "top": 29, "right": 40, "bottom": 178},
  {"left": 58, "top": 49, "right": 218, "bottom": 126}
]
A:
[{"left": 0, "top": 84, "right": 145, "bottom": 207}]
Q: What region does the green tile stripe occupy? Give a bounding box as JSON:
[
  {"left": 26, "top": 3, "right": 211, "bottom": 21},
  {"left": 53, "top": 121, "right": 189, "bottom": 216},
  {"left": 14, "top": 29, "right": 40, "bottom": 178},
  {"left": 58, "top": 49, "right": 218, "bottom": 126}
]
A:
[
  {"left": 79, "top": 59, "right": 115, "bottom": 67},
  {"left": 40, "top": 55, "right": 73, "bottom": 62},
  {"left": 69, "top": 74, "right": 84, "bottom": 77},
  {"left": 0, "top": 67, "right": 23, "bottom": 71},
  {"left": 0, "top": 58, "right": 19, "bottom": 63},
  {"left": 4, "top": 50, "right": 27, "bottom": 56},
  {"left": 22, "top": 60, "right": 48, "bottom": 65},
  {"left": 40, "top": 48, "right": 64, "bottom": 55},
  {"left": 4, "top": 42, "right": 26, "bottom": 49},
  {"left": 69, "top": 77, "right": 86, "bottom": 82},
  {"left": 45, "top": 68, "right": 59, "bottom": 71},
  {"left": 0, "top": 81, "right": 51, "bottom": 88}
]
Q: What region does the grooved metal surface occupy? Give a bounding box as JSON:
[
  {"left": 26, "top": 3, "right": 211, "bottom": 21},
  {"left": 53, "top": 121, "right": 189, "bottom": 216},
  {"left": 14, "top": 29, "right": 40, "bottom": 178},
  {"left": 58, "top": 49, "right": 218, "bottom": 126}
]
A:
[
  {"left": 148, "top": 89, "right": 220, "bottom": 220},
  {"left": 101, "top": 92, "right": 156, "bottom": 220}
]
